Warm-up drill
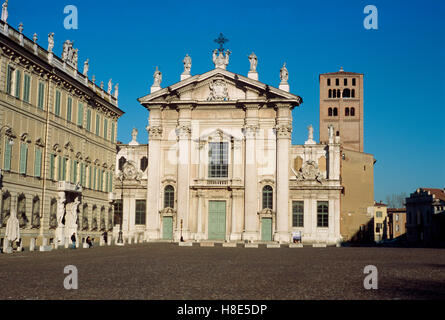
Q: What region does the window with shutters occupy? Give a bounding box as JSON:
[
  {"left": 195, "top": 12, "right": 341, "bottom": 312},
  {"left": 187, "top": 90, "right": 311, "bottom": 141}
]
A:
[
  {"left": 19, "top": 143, "right": 28, "bottom": 175},
  {"left": 3, "top": 139, "right": 12, "bottom": 171},
  {"left": 86, "top": 109, "right": 92, "bottom": 131},
  {"left": 103, "top": 118, "right": 108, "bottom": 140},
  {"left": 49, "top": 154, "right": 55, "bottom": 180},
  {"left": 67, "top": 97, "right": 72, "bottom": 122},
  {"left": 14, "top": 69, "right": 21, "bottom": 99},
  {"left": 54, "top": 90, "right": 61, "bottom": 116},
  {"left": 95, "top": 114, "right": 100, "bottom": 136},
  {"left": 34, "top": 148, "right": 42, "bottom": 178},
  {"left": 23, "top": 74, "right": 31, "bottom": 103},
  {"left": 93, "top": 167, "right": 97, "bottom": 190},
  {"left": 6, "top": 65, "right": 13, "bottom": 94},
  {"left": 111, "top": 122, "right": 115, "bottom": 143},
  {"left": 38, "top": 82, "right": 45, "bottom": 109},
  {"left": 77, "top": 102, "right": 84, "bottom": 127}
]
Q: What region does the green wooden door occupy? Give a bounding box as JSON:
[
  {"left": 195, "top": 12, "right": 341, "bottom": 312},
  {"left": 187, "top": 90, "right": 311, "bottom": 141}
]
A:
[
  {"left": 162, "top": 217, "right": 173, "bottom": 240},
  {"left": 208, "top": 201, "right": 226, "bottom": 240},
  {"left": 261, "top": 218, "right": 273, "bottom": 241}
]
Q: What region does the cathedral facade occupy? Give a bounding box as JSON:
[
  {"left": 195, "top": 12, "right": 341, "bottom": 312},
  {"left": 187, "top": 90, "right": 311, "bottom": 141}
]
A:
[{"left": 115, "top": 50, "right": 343, "bottom": 245}]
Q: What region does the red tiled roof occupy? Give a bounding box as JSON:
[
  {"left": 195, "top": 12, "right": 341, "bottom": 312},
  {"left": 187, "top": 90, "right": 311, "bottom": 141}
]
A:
[
  {"left": 423, "top": 188, "right": 445, "bottom": 202},
  {"left": 387, "top": 208, "right": 406, "bottom": 213},
  {"left": 320, "top": 71, "right": 363, "bottom": 76}
]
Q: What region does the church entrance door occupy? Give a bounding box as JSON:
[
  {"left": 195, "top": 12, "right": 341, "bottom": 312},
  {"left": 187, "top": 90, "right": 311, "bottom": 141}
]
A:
[
  {"left": 261, "top": 218, "right": 273, "bottom": 241},
  {"left": 208, "top": 201, "right": 226, "bottom": 240},
  {"left": 162, "top": 217, "right": 173, "bottom": 240}
]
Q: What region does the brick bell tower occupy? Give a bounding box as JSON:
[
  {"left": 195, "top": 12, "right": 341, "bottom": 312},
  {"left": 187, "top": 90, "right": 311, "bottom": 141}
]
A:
[{"left": 319, "top": 68, "right": 364, "bottom": 152}]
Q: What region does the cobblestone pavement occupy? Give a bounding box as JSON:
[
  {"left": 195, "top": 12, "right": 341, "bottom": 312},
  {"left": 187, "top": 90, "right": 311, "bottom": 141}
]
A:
[{"left": 0, "top": 243, "right": 444, "bottom": 300}]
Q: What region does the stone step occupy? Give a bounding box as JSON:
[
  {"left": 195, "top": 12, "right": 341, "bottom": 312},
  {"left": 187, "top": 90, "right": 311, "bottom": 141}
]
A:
[
  {"left": 244, "top": 243, "right": 258, "bottom": 248},
  {"left": 200, "top": 242, "right": 214, "bottom": 247},
  {"left": 289, "top": 244, "right": 304, "bottom": 248},
  {"left": 222, "top": 242, "right": 237, "bottom": 248},
  {"left": 267, "top": 244, "right": 280, "bottom": 248},
  {"left": 312, "top": 243, "right": 327, "bottom": 248},
  {"left": 178, "top": 242, "right": 193, "bottom": 247}
]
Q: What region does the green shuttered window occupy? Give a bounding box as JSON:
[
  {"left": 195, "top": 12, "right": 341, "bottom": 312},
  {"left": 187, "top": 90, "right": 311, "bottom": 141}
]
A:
[
  {"left": 67, "top": 97, "right": 72, "bottom": 122},
  {"left": 49, "top": 154, "right": 55, "bottom": 180},
  {"left": 86, "top": 109, "right": 91, "bottom": 131},
  {"left": 15, "top": 70, "right": 21, "bottom": 98},
  {"left": 77, "top": 102, "right": 84, "bottom": 127},
  {"left": 23, "top": 74, "right": 31, "bottom": 103},
  {"left": 19, "top": 143, "right": 28, "bottom": 175},
  {"left": 95, "top": 114, "right": 100, "bottom": 136},
  {"left": 103, "top": 118, "right": 108, "bottom": 140},
  {"left": 6, "top": 65, "right": 12, "bottom": 94},
  {"left": 3, "top": 139, "right": 12, "bottom": 171},
  {"left": 55, "top": 91, "right": 61, "bottom": 116},
  {"left": 38, "top": 82, "right": 45, "bottom": 109},
  {"left": 34, "top": 148, "right": 42, "bottom": 178}
]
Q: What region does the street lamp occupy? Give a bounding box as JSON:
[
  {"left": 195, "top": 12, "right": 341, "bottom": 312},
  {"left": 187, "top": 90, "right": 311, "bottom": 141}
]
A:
[{"left": 116, "top": 171, "right": 124, "bottom": 246}]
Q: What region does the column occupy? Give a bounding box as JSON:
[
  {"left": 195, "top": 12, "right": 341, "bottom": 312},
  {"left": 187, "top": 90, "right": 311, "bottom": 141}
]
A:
[
  {"left": 242, "top": 104, "right": 259, "bottom": 241},
  {"left": 145, "top": 119, "right": 163, "bottom": 240},
  {"left": 230, "top": 190, "right": 242, "bottom": 241},
  {"left": 275, "top": 104, "right": 292, "bottom": 243},
  {"left": 196, "top": 190, "right": 204, "bottom": 240},
  {"left": 176, "top": 105, "right": 192, "bottom": 241}
]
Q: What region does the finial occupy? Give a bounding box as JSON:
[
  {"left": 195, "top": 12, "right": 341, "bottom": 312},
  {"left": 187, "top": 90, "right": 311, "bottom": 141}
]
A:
[
  {"left": 92, "top": 75, "right": 96, "bottom": 84},
  {"left": 18, "top": 23, "right": 23, "bottom": 34},
  {"left": 33, "top": 33, "right": 38, "bottom": 43},
  {"left": 340, "top": 66, "right": 344, "bottom": 72}
]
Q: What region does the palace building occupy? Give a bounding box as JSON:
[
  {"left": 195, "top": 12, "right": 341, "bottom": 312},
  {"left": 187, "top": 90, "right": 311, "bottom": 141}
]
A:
[
  {"left": 114, "top": 48, "right": 347, "bottom": 245},
  {"left": 0, "top": 7, "right": 124, "bottom": 250}
]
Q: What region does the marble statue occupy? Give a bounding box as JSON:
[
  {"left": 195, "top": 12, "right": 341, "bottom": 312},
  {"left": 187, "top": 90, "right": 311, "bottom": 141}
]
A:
[
  {"left": 73, "top": 49, "right": 78, "bottom": 69},
  {"left": 131, "top": 128, "right": 138, "bottom": 142},
  {"left": 280, "top": 63, "right": 289, "bottom": 83},
  {"left": 183, "top": 54, "right": 192, "bottom": 75},
  {"left": 100, "top": 81, "right": 104, "bottom": 90},
  {"left": 5, "top": 208, "right": 19, "bottom": 243},
  {"left": 213, "top": 49, "right": 231, "bottom": 69},
  {"left": 1, "top": 0, "right": 8, "bottom": 23},
  {"left": 108, "top": 79, "right": 112, "bottom": 94},
  {"left": 114, "top": 83, "right": 119, "bottom": 99},
  {"left": 248, "top": 52, "right": 258, "bottom": 72},
  {"left": 33, "top": 33, "right": 38, "bottom": 43},
  {"left": 328, "top": 124, "right": 334, "bottom": 142},
  {"left": 153, "top": 66, "right": 162, "bottom": 87},
  {"left": 47, "top": 33, "right": 55, "bottom": 53},
  {"left": 83, "top": 59, "right": 89, "bottom": 76},
  {"left": 308, "top": 125, "right": 314, "bottom": 141},
  {"left": 64, "top": 197, "right": 79, "bottom": 238},
  {"left": 57, "top": 197, "right": 66, "bottom": 227}
]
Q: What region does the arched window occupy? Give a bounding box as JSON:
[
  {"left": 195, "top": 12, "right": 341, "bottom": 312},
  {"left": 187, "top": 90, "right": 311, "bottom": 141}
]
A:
[
  {"left": 118, "top": 156, "right": 126, "bottom": 171},
  {"left": 336, "top": 131, "right": 340, "bottom": 137},
  {"left": 345, "top": 108, "right": 350, "bottom": 116},
  {"left": 328, "top": 89, "right": 332, "bottom": 98},
  {"left": 333, "top": 108, "right": 338, "bottom": 116},
  {"left": 31, "top": 196, "right": 40, "bottom": 229},
  {"left": 164, "top": 185, "right": 174, "bottom": 209},
  {"left": 351, "top": 89, "right": 355, "bottom": 98},
  {"left": 49, "top": 198, "right": 57, "bottom": 229},
  {"left": 351, "top": 107, "right": 355, "bottom": 116},
  {"left": 262, "top": 186, "right": 273, "bottom": 210},
  {"left": 328, "top": 108, "right": 333, "bottom": 117},
  {"left": 140, "top": 156, "right": 148, "bottom": 172},
  {"left": 327, "top": 79, "right": 331, "bottom": 86},
  {"left": 333, "top": 89, "right": 337, "bottom": 98},
  {"left": 342, "top": 88, "right": 351, "bottom": 98},
  {"left": 337, "top": 89, "right": 341, "bottom": 98},
  {"left": 1, "top": 191, "right": 11, "bottom": 227},
  {"left": 17, "top": 194, "right": 27, "bottom": 228}
]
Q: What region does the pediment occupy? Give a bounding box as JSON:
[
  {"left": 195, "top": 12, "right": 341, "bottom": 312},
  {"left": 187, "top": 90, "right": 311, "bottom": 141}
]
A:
[
  {"left": 196, "top": 128, "right": 242, "bottom": 143},
  {"left": 138, "top": 69, "right": 302, "bottom": 107}
]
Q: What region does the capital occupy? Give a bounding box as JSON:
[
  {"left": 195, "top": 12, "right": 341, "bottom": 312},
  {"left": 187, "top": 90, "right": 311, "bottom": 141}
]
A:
[
  {"left": 242, "top": 124, "right": 259, "bottom": 139},
  {"left": 147, "top": 126, "right": 163, "bottom": 139},
  {"left": 275, "top": 124, "right": 292, "bottom": 139},
  {"left": 175, "top": 125, "right": 191, "bottom": 139}
]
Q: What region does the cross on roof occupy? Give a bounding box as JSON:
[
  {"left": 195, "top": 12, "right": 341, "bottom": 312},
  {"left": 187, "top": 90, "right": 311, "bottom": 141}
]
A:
[{"left": 214, "top": 33, "right": 229, "bottom": 52}]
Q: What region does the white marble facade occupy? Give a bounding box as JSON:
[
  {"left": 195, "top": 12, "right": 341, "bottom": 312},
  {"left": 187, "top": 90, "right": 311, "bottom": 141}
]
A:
[{"left": 115, "top": 55, "right": 342, "bottom": 245}]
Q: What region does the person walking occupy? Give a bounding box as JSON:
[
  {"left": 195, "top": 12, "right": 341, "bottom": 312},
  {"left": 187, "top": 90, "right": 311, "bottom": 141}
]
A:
[
  {"left": 86, "top": 236, "right": 93, "bottom": 248},
  {"left": 71, "top": 233, "right": 76, "bottom": 249},
  {"left": 102, "top": 231, "right": 108, "bottom": 245}
]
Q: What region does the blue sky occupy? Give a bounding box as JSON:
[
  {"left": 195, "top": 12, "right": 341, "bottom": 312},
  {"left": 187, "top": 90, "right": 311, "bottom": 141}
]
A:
[{"left": 9, "top": 0, "right": 445, "bottom": 202}]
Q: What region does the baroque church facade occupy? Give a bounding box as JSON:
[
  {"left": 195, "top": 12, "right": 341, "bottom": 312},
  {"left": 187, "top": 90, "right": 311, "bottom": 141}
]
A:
[{"left": 115, "top": 49, "right": 344, "bottom": 245}]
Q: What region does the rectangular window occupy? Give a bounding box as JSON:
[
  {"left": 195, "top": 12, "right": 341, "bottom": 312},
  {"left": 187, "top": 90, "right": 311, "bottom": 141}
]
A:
[
  {"left": 3, "top": 139, "right": 12, "bottom": 171},
  {"left": 54, "top": 90, "right": 61, "bottom": 116},
  {"left": 19, "top": 143, "right": 28, "bottom": 175},
  {"left": 327, "top": 78, "right": 331, "bottom": 86},
  {"left": 62, "top": 157, "right": 67, "bottom": 181},
  {"left": 88, "top": 166, "right": 92, "bottom": 189},
  {"left": 80, "top": 163, "right": 86, "bottom": 186},
  {"left": 376, "top": 211, "right": 382, "bottom": 218},
  {"left": 23, "top": 74, "right": 31, "bottom": 103},
  {"left": 49, "top": 154, "right": 55, "bottom": 180},
  {"left": 72, "top": 160, "right": 78, "bottom": 184},
  {"left": 208, "top": 142, "right": 228, "bottom": 178},
  {"left": 103, "top": 118, "right": 108, "bottom": 140},
  {"left": 34, "top": 148, "right": 42, "bottom": 178},
  {"left": 77, "top": 102, "right": 84, "bottom": 127},
  {"left": 86, "top": 109, "right": 92, "bottom": 131},
  {"left": 58, "top": 156, "right": 63, "bottom": 181},
  {"left": 114, "top": 200, "right": 122, "bottom": 227},
  {"left": 67, "top": 97, "right": 72, "bottom": 122},
  {"left": 100, "top": 169, "right": 104, "bottom": 191},
  {"left": 111, "top": 122, "right": 115, "bottom": 143},
  {"left": 352, "top": 78, "right": 356, "bottom": 86},
  {"left": 6, "top": 65, "right": 13, "bottom": 94},
  {"left": 292, "top": 201, "right": 304, "bottom": 227},
  {"left": 335, "top": 78, "right": 339, "bottom": 86},
  {"left": 344, "top": 78, "right": 348, "bottom": 86},
  {"left": 15, "top": 70, "right": 21, "bottom": 98},
  {"left": 109, "top": 171, "right": 113, "bottom": 192},
  {"left": 95, "top": 114, "right": 100, "bottom": 136},
  {"left": 38, "top": 82, "right": 45, "bottom": 109},
  {"left": 135, "top": 200, "right": 146, "bottom": 225},
  {"left": 395, "top": 214, "right": 399, "bottom": 222},
  {"left": 317, "top": 201, "right": 329, "bottom": 228}
]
